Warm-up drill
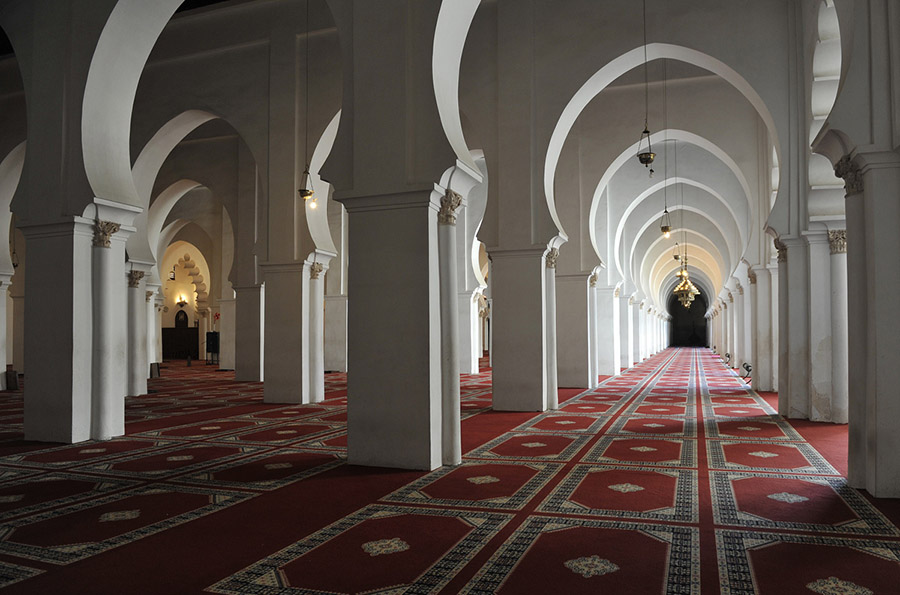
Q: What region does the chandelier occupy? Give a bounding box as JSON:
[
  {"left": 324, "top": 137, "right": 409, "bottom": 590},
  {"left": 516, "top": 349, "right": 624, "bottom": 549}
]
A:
[
  {"left": 635, "top": 0, "right": 655, "bottom": 174},
  {"left": 673, "top": 255, "right": 700, "bottom": 309},
  {"left": 298, "top": 0, "right": 317, "bottom": 208}
]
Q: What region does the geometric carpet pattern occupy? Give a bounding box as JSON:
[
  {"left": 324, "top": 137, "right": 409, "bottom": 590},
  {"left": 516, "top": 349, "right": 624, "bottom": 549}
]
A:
[{"left": 0, "top": 349, "right": 897, "bottom": 593}]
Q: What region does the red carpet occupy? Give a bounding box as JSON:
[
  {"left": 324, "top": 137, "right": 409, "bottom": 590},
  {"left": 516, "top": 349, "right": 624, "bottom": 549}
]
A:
[{"left": 0, "top": 349, "right": 897, "bottom": 593}]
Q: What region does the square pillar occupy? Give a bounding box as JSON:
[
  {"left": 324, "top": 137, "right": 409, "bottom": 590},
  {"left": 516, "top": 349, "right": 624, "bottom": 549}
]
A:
[
  {"left": 234, "top": 285, "right": 264, "bottom": 382},
  {"left": 556, "top": 273, "right": 591, "bottom": 388},
  {"left": 492, "top": 249, "right": 548, "bottom": 411},
  {"left": 343, "top": 190, "right": 443, "bottom": 470}
]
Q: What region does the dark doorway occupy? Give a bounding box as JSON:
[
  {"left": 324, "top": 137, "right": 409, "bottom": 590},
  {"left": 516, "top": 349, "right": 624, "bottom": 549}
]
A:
[
  {"left": 174, "top": 310, "right": 189, "bottom": 328},
  {"left": 668, "top": 293, "right": 708, "bottom": 347}
]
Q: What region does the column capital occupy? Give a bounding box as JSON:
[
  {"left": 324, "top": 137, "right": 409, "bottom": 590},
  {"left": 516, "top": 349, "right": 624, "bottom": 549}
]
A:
[
  {"left": 310, "top": 262, "right": 325, "bottom": 280},
  {"left": 834, "top": 155, "right": 863, "bottom": 196},
  {"left": 588, "top": 273, "right": 598, "bottom": 287},
  {"left": 828, "top": 229, "right": 847, "bottom": 254},
  {"left": 774, "top": 238, "right": 787, "bottom": 263},
  {"left": 747, "top": 270, "right": 757, "bottom": 284},
  {"left": 93, "top": 220, "right": 121, "bottom": 248},
  {"left": 545, "top": 248, "right": 559, "bottom": 269},
  {"left": 437, "top": 188, "right": 463, "bottom": 225},
  {"left": 145, "top": 290, "right": 154, "bottom": 302},
  {"left": 737, "top": 284, "right": 744, "bottom": 296},
  {"left": 127, "top": 270, "right": 145, "bottom": 288},
  {"left": 614, "top": 287, "right": 621, "bottom": 298}
]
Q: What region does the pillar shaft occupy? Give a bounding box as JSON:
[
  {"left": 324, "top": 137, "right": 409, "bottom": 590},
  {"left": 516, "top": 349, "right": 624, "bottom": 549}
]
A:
[
  {"left": 126, "top": 269, "right": 147, "bottom": 397},
  {"left": 596, "top": 288, "right": 620, "bottom": 376},
  {"left": 234, "top": 285, "right": 264, "bottom": 381},
  {"left": 829, "top": 231, "right": 849, "bottom": 424},
  {"left": 751, "top": 268, "right": 774, "bottom": 392},
  {"left": 343, "top": 191, "right": 443, "bottom": 470},
  {"left": 261, "top": 264, "right": 309, "bottom": 404},
  {"left": 619, "top": 295, "right": 632, "bottom": 369},
  {"left": 555, "top": 273, "right": 591, "bottom": 389},
  {"left": 492, "top": 249, "right": 548, "bottom": 411},
  {"left": 438, "top": 202, "right": 461, "bottom": 465},
  {"left": 308, "top": 265, "right": 327, "bottom": 403}
]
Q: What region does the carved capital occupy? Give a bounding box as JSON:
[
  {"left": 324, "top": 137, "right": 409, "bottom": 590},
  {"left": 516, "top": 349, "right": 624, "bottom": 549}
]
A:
[
  {"left": 93, "top": 220, "right": 121, "bottom": 248},
  {"left": 828, "top": 229, "right": 847, "bottom": 254},
  {"left": 614, "top": 287, "right": 620, "bottom": 298},
  {"left": 727, "top": 292, "right": 734, "bottom": 303},
  {"left": 310, "top": 263, "right": 324, "bottom": 280},
  {"left": 588, "top": 273, "right": 598, "bottom": 287},
  {"left": 748, "top": 270, "right": 757, "bottom": 284},
  {"left": 628, "top": 297, "right": 635, "bottom": 306},
  {"left": 127, "top": 270, "right": 145, "bottom": 288},
  {"left": 438, "top": 189, "right": 462, "bottom": 225},
  {"left": 834, "top": 156, "right": 864, "bottom": 196},
  {"left": 145, "top": 290, "right": 154, "bottom": 302},
  {"left": 737, "top": 285, "right": 744, "bottom": 296},
  {"left": 545, "top": 248, "right": 559, "bottom": 269},
  {"left": 774, "top": 238, "right": 787, "bottom": 263}
]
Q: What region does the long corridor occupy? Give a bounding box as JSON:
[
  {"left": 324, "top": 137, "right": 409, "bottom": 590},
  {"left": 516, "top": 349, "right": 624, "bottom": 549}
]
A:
[{"left": 0, "top": 349, "right": 897, "bottom": 593}]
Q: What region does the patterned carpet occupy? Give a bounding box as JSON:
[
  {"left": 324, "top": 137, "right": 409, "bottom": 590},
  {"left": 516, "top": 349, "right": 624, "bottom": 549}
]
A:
[{"left": 0, "top": 349, "right": 898, "bottom": 593}]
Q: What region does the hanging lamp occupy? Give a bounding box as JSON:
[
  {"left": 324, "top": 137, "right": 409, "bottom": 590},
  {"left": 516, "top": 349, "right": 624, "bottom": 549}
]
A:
[
  {"left": 298, "top": 0, "right": 316, "bottom": 206},
  {"left": 635, "top": 0, "right": 655, "bottom": 173}
]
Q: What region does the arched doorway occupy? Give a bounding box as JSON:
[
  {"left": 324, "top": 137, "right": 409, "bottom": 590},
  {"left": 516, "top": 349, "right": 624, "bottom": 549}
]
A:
[{"left": 668, "top": 293, "right": 708, "bottom": 347}]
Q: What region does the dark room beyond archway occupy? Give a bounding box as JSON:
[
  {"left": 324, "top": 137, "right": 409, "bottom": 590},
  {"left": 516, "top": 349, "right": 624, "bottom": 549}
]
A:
[{"left": 667, "top": 293, "right": 708, "bottom": 347}]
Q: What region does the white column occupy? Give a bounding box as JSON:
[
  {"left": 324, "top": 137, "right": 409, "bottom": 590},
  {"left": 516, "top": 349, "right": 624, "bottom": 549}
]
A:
[
  {"left": 751, "top": 268, "right": 774, "bottom": 392},
  {"left": 555, "top": 270, "right": 592, "bottom": 389},
  {"left": 234, "top": 285, "right": 264, "bottom": 381},
  {"left": 770, "top": 265, "right": 780, "bottom": 390},
  {"left": 723, "top": 301, "right": 731, "bottom": 364},
  {"left": 806, "top": 230, "right": 833, "bottom": 421},
  {"left": 261, "top": 265, "right": 308, "bottom": 404},
  {"left": 734, "top": 285, "right": 745, "bottom": 369},
  {"left": 0, "top": 275, "right": 11, "bottom": 389},
  {"left": 619, "top": 293, "right": 632, "bottom": 369},
  {"left": 343, "top": 190, "right": 443, "bottom": 470},
  {"left": 631, "top": 300, "right": 641, "bottom": 364},
  {"left": 10, "top": 292, "right": 23, "bottom": 374},
  {"left": 587, "top": 276, "right": 598, "bottom": 386},
  {"left": 324, "top": 295, "right": 348, "bottom": 373},
  {"left": 845, "top": 183, "right": 867, "bottom": 489},
  {"left": 596, "top": 286, "right": 620, "bottom": 376},
  {"left": 308, "top": 262, "right": 328, "bottom": 403},
  {"left": 544, "top": 249, "right": 559, "bottom": 408},
  {"left": 458, "top": 292, "right": 480, "bottom": 374},
  {"left": 783, "top": 236, "right": 811, "bottom": 419},
  {"left": 438, "top": 193, "right": 462, "bottom": 465},
  {"left": 126, "top": 269, "right": 147, "bottom": 397},
  {"left": 775, "top": 240, "right": 790, "bottom": 415},
  {"left": 828, "top": 230, "right": 848, "bottom": 423},
  {"left": 218, "top": 293, "right": 236, "bottom": 370},
  {"left": 86, "top": 214, "right": 136, "bottom": 442},
  {"left": 145, "top": 284, "right": 160, "bottom": 371},
  {"left": 492, "top": 249, "right": 548, "bottom": 411}
]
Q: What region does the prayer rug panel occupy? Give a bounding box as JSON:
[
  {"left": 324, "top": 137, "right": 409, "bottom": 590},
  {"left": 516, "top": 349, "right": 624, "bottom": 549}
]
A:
[
  {"left": 465, "top": 516, "right": 699, "bottom": 594},
  {"left": 538, "top": 464, "right": 698, "bottom": 522},
  {"left": 710, "top": 471, "right": 899, "bottom": 536},
  {"left": 717, "top": 530, "right": 900, "bottom": 595},
  {"left": 582, "top": 436, "right": 697, "bottom": 468},
  {"left": 383, "top": 461, "right": 561, "bottom": 510},
  {"left": 466, "top": 432, "right": 592, "bottom": 462},
  {"left": 208, "top": 505, "right": 510, "bottom": 594}
]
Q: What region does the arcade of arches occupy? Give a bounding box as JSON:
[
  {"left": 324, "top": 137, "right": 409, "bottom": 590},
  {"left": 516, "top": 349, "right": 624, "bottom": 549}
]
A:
[{"left": 0, "top": 0, "right": 899, "bottom": 539}]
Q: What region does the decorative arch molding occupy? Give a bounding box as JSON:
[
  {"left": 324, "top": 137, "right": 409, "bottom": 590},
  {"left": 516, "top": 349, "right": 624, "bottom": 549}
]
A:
[
  {"left": 547, "top": 44, "right": 782, "bottom": 247},
  {"left": 82, "top": 0, "right": 184, "bottom": 208},
  {"left": 0, "top": 141, "right": 25, "bottom": 276},
  {"left": 628, "top": 207, "right": 735, "bottom": 278},
  {"left": 592, "top": 129, "right": 753, "bottom": 260},
  {"left": 306, "top": 110, "right": 341, "bottom": 255},
  {"left": 615, "top": 188, "right": 740, "bottom": 282},
  {"left": 638, "top": 229, "right": 728, "bottom": 296},
  {"left": 433, "top": 0, "right": 482, "bottom": 173}
]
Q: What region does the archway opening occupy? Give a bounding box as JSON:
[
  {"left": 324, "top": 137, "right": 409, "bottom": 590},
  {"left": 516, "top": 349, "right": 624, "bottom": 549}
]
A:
[{"left": 667, "top": 292, "right": 708, "bottom": 347}]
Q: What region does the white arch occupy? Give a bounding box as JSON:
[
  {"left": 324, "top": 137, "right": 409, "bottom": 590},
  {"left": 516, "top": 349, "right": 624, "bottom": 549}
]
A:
[
  {"left": 148, "top": 180, "right": 205, "bottom": 262},
  {"left": 547, "top": 44, "right": 781, "bottom": 246},
  {"left": 82, "top": 0, "right": 183, "bottom": 207},
  {"left": 614, "top": 179, "right": 742, "bottom": 279},
  {"left": 433, "top": 0, "right": 481, "bottom": 173},
  {"left": 306, "top": 111, "right": 341, "bottom": 255},
  {"left": 0, "top": 141, "right": 25, "bottom": 275},
  {"left": 591, "top": 129, "right": 753, "bottom": 259}
]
